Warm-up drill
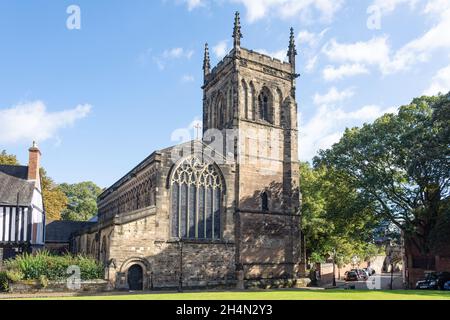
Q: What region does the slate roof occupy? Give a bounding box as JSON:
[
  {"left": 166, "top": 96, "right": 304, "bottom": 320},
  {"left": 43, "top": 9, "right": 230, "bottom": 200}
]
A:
[
  {"left": 45, "top": 220, "right": 95, "bottom": 243},
  {"left": 0, "top": 165, "right": 36, "bottom": 206}
]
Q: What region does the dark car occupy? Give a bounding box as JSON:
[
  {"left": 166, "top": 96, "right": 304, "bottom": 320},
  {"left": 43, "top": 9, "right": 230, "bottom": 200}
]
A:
[
  {"left": 444, "top": 281, "right": 450, "bottom": 291},
  {"left": 351, "top": 268, "right": 368, "bottom": 281},
  {"left": 345, "top": 271, "right": 359, "bottom": 281},
  {"left": 416, "top": 272, "right": 450, "bottom": 290}
]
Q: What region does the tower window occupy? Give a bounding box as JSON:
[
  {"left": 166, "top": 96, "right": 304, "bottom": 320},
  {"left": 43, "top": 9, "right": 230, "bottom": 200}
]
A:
[
  {"left": 258, "top": 87, "right": 272, "bottom": 123},
  {"left": 261, "top": 192, "right": 269, "bottom": 211}
]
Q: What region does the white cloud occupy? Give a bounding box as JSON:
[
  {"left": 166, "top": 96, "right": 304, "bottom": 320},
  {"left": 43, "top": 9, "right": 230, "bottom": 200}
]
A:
[
  {"left": 172, "top": 0, "right": 206, "bottom": 11},
  {"left": 184, "top": 0, "right": 205, "bottom": 11},
  {"left": 181, "top": 74, "right": 195, "bottom": 83},
  {"left": 305, "top": 55, "right": 318, "bottom": 72},
  {"left": 313, "top": 87, "right": 355, "bottom": 105},
  {"left": 230, "top": 0, "right": 344, "bottom": 23},
  {"left": 212, "top": 40, "right": 229, "bottom": 59},
  {"left": 299, "top": 104, "right": 397, "bottom": 161},
  {"left": 0, "top": 101, "right": 91, "bottom": 144},
  {"left": 297, "top": 29, "right": 328, "bottom": 73},
  {"left": 322, "top": 37, "right": 391, "bottom": 69},
  {"left": 424, "top": 0, "right": 450, "bottom": 14},
  {"left": 424, "top": 64, "right": 450, "bottom": 95},
  {"left": 256, "top": 49, "right": 287, "bottom": 61},
  {"left": 323, "top": 64, "right": 370, "bottom": 81},
  {"left": 384, "top": 8, "right": 450, "bottom": 73},
  {"left": 162, "top": 47, "right": 194, "bottom": 59},
  {"left": 298, "top": 28, "right": 329, "bottom": 48},
  {"left": 152, "top": 47, "right": 194, "bottom": 70},
  {"left": 370, "top": 0, "right": 419, "bottom": 15},
  {"left": 322, "top": 4, "right": 450, "bottom": 75}
]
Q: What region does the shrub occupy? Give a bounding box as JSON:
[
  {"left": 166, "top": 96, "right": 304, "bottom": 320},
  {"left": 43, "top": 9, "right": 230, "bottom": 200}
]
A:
[
  {"left": 0, "top": 271, "right": 9, "bottom": 292},
  {"left": 4, "top": 251, "right": 103, "bottom": 281},
  {"left": 39, "top": 275, "right": 49, "bottom": 289},
  {"left": 6, "top": 270, "right": 24, "bottom": 282}
]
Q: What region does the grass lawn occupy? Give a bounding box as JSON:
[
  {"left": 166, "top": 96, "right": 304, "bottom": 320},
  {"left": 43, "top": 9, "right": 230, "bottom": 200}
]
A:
[{"left": 22, "top": 289, "right": 450, "bottom": 300}]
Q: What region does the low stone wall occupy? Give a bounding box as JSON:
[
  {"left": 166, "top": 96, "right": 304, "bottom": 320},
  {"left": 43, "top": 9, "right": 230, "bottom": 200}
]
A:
[
  {"left": 8, "top": 280, "right": 111, "bottom": 294},
  {"left": 245, "top": 278, "right": 311, "bottom": 290}
]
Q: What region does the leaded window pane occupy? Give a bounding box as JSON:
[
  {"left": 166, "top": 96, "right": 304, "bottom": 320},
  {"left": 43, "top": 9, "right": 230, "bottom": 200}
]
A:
[
  {"left": 171, "top": 182, "right": 179, "bottom": 238},
  {"left": 180, "top": 184, "right": 188, "bottom": 238},
  {"left": 206, "top": 187, "right": 213, "bottom": 239},
  {"left": 214, "top": 189, "right": 221, "bottom": 239},
  {"left": 170, "top": 157, "right": 223, "bottom": 240},
  {"left": 198, "top": 186, "right": 205, "bottom": 239},
  {"left": 188, "top": 185, "right": 196, "bottom": 239}
]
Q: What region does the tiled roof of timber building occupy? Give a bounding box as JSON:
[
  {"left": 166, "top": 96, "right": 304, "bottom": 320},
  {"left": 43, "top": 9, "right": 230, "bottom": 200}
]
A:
[{"left": 0, "top": 165, "right": 36, "bottom": 206}]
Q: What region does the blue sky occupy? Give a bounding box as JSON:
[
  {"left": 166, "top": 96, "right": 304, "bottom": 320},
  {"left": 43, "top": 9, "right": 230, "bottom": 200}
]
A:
[{"left": 1, "top": 0, "right": 449, "bottom": 188}]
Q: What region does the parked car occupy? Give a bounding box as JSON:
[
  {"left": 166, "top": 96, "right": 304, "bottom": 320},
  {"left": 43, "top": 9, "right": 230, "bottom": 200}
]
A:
[
  {"left": 416, "top": 272, "right": 450, "bottom": 290},
  {"left": 359, "top": 269, "right": 370, "bottom": 280},
  {"left": 351, "top": 269, "right": 368, "bottom": 281},
  {"left": 364, "top": 267, "right": 376, "bottom": 276},
  {"left": 444, "top": 281, "right": 450, "bottom": 291},
  {"left": 345, "top": 271, "right": 359, "bottom": 281}
]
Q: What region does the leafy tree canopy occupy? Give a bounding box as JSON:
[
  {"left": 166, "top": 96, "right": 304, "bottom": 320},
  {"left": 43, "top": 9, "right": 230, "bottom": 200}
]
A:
[
  {"left": 40, "top": 168, "right": 68, "bottom": 221},
  {"left": 300, "top": 162, "right": 381, "bottom": 266},
  {"left": 315, "top": 93, "right": 450, "bottom": 255},
  {"left": 0, "top": 150, "right": 19, "bottom": 165},
  {"left": 59, "top": 182, "right": 103, "bottom": 221}
]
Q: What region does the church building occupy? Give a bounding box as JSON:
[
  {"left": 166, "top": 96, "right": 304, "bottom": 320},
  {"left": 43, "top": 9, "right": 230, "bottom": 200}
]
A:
[{"left": 71, "top": 12, "right": 305, "bottom": 290}]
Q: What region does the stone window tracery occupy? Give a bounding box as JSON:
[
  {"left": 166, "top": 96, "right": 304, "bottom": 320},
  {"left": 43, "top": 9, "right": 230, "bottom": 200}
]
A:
[{"left": 170, "top": 157, "right": 223, "bottom": 240}]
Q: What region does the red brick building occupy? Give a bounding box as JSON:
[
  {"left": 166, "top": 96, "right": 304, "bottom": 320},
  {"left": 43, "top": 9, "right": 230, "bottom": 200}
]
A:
[{"left": 403, "top": 237, "right": 450, "bottom": 288}]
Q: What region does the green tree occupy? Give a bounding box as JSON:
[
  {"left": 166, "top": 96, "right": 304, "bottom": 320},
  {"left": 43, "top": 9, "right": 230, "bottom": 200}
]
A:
[
  {"left": 40, "top": 168, "right": 68, "bottom": 221},
  {"left": 59, "top": 182, "right": 103, "bottom": 221},
  {"left": 300, "top": 162, "right": 380, "bottom": 265},
  {"left": 0, "top": 150, "right": 19, "bottom": 165},
  {"left": 316, "top": 93, "right": 450, "bottom": 255}
]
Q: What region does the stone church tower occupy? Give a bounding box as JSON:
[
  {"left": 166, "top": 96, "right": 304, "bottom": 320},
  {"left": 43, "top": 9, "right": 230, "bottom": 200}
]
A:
[
  {"left": 69, "top": 12, "right": 304, "bottom": 290},
  {"left": 202, "top": 12, "right": 303, "bottom": 281}
]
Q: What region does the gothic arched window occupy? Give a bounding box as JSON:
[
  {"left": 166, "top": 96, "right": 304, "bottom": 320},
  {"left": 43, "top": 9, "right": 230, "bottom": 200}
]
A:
[
  {"left": 219, "top": 99, "right": 225, "bottom": 129},
  {"left": 170, "top": 157, "right": 223, "bottom": 240},
  {"left": 227, "top": 86, "right": 233, "bottom": 123},
  {"left": 241, "top": 80, "right": 248, "bottom": 119},
  {"left": 249, "top": 81, "right": 256, "bottom": 121},
  {"left": 100, "top": 236, "right": 108, "bottom": 266},
  {"left": 261, "top": 192, "right": 269, "bottom": 211},
  {"left": 258, "top": 87, "right": 273, "bottom": 123},
  {"left": 215, "top": 94, "right": 225, "bottom": 129}
]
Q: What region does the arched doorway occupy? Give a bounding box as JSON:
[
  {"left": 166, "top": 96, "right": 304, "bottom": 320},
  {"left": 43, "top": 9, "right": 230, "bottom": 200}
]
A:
[{"left": 127, "top": 264, "right": 143, "bottom": 291}]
